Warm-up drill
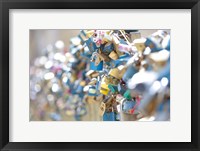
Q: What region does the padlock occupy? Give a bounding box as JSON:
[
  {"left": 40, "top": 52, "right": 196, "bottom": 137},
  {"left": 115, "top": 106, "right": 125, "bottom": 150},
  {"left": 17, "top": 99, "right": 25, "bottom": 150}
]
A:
[
  {"left": 103, "top": 110, "right": 115, "bottom": 121},
  {"left": 100, "top": 77, "right": 110, "bottom": 95},
  {"left": 122, "top": 65, "right": 137, "bottom": 83},
  {"left": 98, "top": 49, "right": 111, "bottom": 62},
  {"left": 145, "top": 30, "right": 170, "bottom": 52},
  {"left": 91, "top": 52, "right": 103, "bottom": 67},
  {"left": 86, "top": 70, "right": 99, "bottom": 79},
  {"left": 117, "top": 83, "right": 127, "bottom": 95},
  {"left": 100, "top": 83, "right": 110, "bottom": 95},
  {"left": 79, "top": 30, "right": 98, "bottom": 52},
  {"left": 109, "top": 65, "right": 126, "bottom": 80},
  {"left": 123, "top": 90, "right": 132, "bottom": 100},
  {"left": 108, "top": 84, "right": 118, "bottom": 93},
  {"left": 85, "top": 38, "right": 98, "bottom": 53},
  {"left": 88, "top": 85, "right": 98, "bottom": 96},
  {"left": 101, "top": 42, "right": 114, "bottom": 55},
  {"left": 78, "top": 30, "right": 88, "bottom": 42},
  {"left": 109, "top": 51, "right": 119, "bottom": 60},
  {"left": 90, "top": 61, "right": 103, "bottom": 71},
  {"left": 88, "top": 78, "right": 97, "bottom": 85},
  {"left": 102, "top": 32, "right": 112, "bottom": 43},
  {"left": 122, "top": 99, "right": 137, "bottom": 114}
]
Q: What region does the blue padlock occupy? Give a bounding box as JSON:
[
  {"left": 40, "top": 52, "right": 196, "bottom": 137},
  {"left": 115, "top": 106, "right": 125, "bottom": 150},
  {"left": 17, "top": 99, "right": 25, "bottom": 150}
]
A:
[
  {"left": 122, "top": 100, "right": 136, "bottom": 113},
  {"left": 145, "top": 38, "right": 162, "bottom": 52},
  {"left": 145, "top": 30, "right": 170, "bottom": 52},
  {"left": 122, "top": 65, "right": 137, "bottom": 83},
  {"left": 103, "top": 112, "right": 115, "bottom": 121},
  {"left": 117, "top": 83, "right": 127, "bottom": 95},
  {"left": 90, "top": 61, "right": 103, "bottom": 71},
  {"left": 78, "top": 30, "right": 98, "bottom": 52},
  {"left": 78, "top": 30, "right": 87, "bottom": 43},
  {"left": 101, "top": 43, "right": 114, "bottom": 55},
  {"left": 88, "top": 85, "right": 98, "bottom": 96},
  {"left": 85, "top": 38, "right": 98, "bottom": 53}
]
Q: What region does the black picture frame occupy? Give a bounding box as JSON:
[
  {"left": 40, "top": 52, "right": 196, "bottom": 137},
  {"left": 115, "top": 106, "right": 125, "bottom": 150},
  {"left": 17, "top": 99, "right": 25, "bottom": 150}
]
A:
[{"left": 0, "top": 0, "right": 199, "bottom": 151}]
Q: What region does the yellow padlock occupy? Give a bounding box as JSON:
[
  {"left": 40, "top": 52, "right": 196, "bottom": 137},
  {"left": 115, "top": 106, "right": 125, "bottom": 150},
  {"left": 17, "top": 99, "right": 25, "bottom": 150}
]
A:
[
  {"left": 100, "top": 84, "right": 110, "bottom": 95},
  {"left": 100, "top": 77, "right": 110, "bottom": 95}
]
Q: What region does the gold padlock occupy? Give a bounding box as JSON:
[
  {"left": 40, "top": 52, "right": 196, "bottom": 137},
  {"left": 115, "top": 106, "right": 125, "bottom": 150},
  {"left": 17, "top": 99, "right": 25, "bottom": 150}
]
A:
[
  {"left": 95, "top": 54, "right": 102, "bottom": 66},
  {"left": 109, "top": 65, "right": 126, "bottom": 80},
  {"left": 98, "top": 49, "right": 111, "bottom": 62},
  {"left": 86, "top": 70, "right": 99, "bottom": 79},
  {"left": 109, "top": 51, "right": 119, "bottom": 60}
]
